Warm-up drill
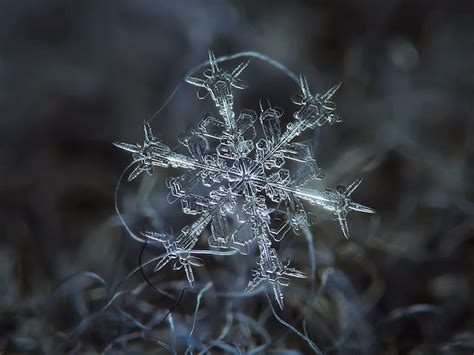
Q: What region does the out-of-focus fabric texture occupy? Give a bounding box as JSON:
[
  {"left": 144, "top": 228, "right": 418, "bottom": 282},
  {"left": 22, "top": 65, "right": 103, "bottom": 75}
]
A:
[{"left": 0, "top": 0, "right": 472, "bottom": 353}]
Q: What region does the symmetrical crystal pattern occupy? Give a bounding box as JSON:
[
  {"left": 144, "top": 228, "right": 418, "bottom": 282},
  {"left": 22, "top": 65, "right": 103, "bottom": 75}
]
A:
[{"left": 115, "top": 51, "right": 375, "bottom": 309}]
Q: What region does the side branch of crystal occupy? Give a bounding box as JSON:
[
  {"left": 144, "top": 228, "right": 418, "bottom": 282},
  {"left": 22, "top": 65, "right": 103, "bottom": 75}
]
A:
[{"left": 114, "top": 51, "right": 375, "bottom": 309}]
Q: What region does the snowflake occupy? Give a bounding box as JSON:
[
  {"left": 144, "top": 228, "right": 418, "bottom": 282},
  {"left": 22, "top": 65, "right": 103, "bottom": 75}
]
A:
[{"left": 114, "top": 50, "right": 375, "bottom": 309}]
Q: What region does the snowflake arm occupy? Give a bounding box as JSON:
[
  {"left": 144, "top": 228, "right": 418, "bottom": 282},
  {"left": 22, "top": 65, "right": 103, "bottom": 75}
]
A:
[
  {"left": 266, "top": 178, "right": 376, "bottom": 239},
  {"left": 245, "top": 226, "right": 306, "bottom": 309},
  {"left": 186, "top": 50, "right": 250, "bottom": 129},
  {"left": 142, "top": 213, "right": 212, "bottom": 287},
  {"left": 114, "top": 123, "right": 234, "bottom": 182},
  {"left": 254, "top": 75, "right": 342, "bottom": 170}
]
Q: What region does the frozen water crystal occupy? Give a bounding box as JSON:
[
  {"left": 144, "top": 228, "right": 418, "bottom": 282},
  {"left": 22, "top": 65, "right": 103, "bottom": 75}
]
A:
[{"left": 115, "top": 50, "right": 375, "bottom": 309}]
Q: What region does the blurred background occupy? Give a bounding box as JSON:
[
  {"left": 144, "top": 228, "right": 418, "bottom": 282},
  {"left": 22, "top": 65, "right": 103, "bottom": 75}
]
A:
[{"left": 0, "top": 0, "right": 473, "bottom": 353}]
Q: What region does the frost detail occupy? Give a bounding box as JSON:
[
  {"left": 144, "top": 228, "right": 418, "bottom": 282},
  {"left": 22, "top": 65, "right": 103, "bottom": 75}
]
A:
[{"left": 115, "top": 51, "right": 375, "bottom": 309}]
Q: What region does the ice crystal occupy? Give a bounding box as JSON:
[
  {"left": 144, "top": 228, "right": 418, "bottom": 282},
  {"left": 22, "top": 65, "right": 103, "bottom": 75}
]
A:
[{"left": 115, "top": 50, "right": 375, "bottom": 309}]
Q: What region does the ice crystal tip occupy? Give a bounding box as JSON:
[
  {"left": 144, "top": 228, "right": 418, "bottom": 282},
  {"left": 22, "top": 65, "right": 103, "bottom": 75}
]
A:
[{"left": 115, "top": 51, "right": 375, "bottom": 308}]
